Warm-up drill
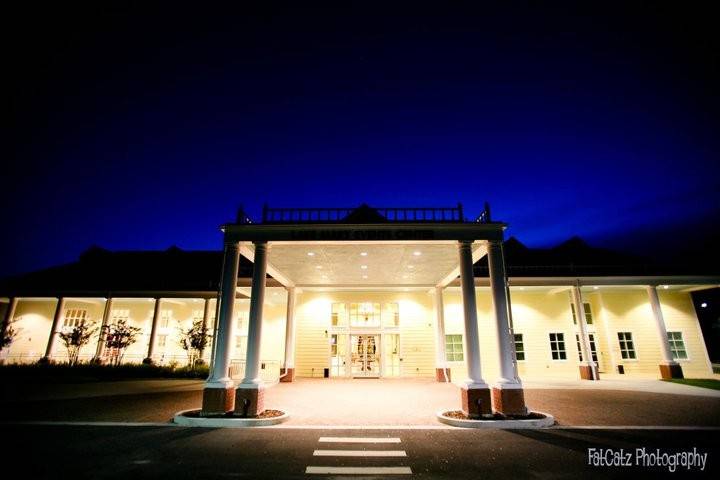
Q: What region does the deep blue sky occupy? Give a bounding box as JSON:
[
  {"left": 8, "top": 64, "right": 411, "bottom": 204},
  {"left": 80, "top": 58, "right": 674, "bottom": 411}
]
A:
[{"left": 4, "top": 1, "right": 719, "bottom": 277}]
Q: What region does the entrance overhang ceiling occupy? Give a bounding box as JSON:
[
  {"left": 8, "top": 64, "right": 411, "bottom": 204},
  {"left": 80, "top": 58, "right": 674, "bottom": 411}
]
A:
[{"left": 240, "top": 241, "right": 487, "bottom": 289}]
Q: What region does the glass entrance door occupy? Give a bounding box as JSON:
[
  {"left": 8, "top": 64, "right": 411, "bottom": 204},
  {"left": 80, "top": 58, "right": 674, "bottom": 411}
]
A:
[{"left": 351, "top": 334, "right": 380, "bottom": 377}]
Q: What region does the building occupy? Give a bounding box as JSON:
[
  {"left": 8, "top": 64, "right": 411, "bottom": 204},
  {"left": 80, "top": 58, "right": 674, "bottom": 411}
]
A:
[{"left": 0, "top": 204, "right": 717, "bottom": 417}]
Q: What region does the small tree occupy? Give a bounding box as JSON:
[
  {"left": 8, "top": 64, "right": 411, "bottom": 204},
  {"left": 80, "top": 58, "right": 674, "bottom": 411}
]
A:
[
  {"left": 179, "top": 320, "right": 211, "bottom": 368},
  {"left": 103, "top": 319, "right": 142, "bottom": 366},
  {"left": 0, "top": 321, "right": 18, "bottom": 353},
  {"left": 59, "top": 322, "right": 98, "bottom": 366}
]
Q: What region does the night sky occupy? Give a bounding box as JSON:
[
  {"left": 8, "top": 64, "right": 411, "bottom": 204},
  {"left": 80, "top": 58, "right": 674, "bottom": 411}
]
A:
[{"left": 5, "top": 1, "right": 719, "bottom": 277}]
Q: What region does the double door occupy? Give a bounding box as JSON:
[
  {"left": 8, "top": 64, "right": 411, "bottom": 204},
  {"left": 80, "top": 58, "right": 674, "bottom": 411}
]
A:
[{"left": 351, "top": 334, "right": 380, "bottom": 377}]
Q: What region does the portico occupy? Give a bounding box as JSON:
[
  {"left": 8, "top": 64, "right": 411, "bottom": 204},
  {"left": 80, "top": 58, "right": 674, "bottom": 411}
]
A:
[{"left": 200, "top": 204, "right": 527, "bottom": 417}]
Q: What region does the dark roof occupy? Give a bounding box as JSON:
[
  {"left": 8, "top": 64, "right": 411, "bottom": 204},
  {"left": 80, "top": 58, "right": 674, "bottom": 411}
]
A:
[
  {"left": 0, "top": 246, "right": 251, "bottom": 297},
  {"left": 0, "top": 238, "right": 715, "bottom": 296}
]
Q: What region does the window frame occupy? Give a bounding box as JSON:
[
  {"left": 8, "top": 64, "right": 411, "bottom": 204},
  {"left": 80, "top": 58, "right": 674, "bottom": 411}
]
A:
[
  {"left": 444, "top": 334, "right": 464, "bottom": 362},
  {"left": 514, "top": 333, "right": 525, "bottom": 362},
  {"left": 570, "top": 302, "right": 594, "bottom": 325},
  {"left": 667, "top": 331, "right": 689, "bottom": 361},
  {"left": 548, "top": 332, "right": 567, "bottom": 361},
  {"left": 617, "top": 331, "right": 637, "bottom": 360}
]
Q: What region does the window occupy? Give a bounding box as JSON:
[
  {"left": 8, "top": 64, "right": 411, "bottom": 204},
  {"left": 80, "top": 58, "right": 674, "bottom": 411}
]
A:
[
  {"left": 383, "top": 303, "right": 400, "bottom": 327},
  {"left": 331, "top": 303, "right": 347, "bottom": 327},
  {"left": 445, "top": 334, "right": 464, "bottom": 362},
  {"left": 667, "top": 332, "right": 688, "bottom": 360},
  {"left": 576, "top": 333, "right": 598, "bottom": 362},
  {"left": 235, "top": 336, "right": 247, "bottom": 356},
  {"left": 549, "top": 333, "right": 567, "bottom": 360},
  {"left": 64, "top": 308, "right": 88, "bottom": 328},
  {"left": 514, "top": 334, "right": 525, "bottom": 361},
  {"left": 617, "top": 332, "right": 636, "bottom": 359},
  {"left": 350, "top": 302, "right": 380, "bottom": 327},
  {"left": 236, "top": 311, "right": 248, "bottom": 332},
  {"left": 570, "top": 303, "right": 593, "bottom": 325},
  {"left": 330, "top": 334, "right": 338, "bottom": 356},
  {"left": 160, "top": 310, "right": 172, "bottom": 328},
  {"left": 111, "top": 309, "right": 129, "bottom": 323},
  {"left": 157, "top": 335, "right": 167, "bottom": 348}
]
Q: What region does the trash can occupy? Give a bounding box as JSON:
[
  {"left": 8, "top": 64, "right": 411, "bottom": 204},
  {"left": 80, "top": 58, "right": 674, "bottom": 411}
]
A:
[
  {"left": 617, "top": 365, "right": 624, "bottom": 374},
  {"left": 323, "top": 367, "right": 329, "bottom": 378}
]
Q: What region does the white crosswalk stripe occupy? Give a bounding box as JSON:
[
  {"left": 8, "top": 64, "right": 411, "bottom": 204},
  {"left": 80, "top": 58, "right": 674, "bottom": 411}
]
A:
[{"left": 305, "top": 435, "right": 413, "bottom": 475}]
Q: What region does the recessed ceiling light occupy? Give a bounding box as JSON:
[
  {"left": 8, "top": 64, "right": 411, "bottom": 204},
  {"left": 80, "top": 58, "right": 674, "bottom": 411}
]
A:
[
  {"left": 408, "top": 265, "right": 414, "bottom": 269},
  {"left": 518, "top": 287, "right": 525, "bottom": 291},
  {"left": 361, "top": 265, "right": 368, "bottom": 269},
  {"left": 402, "top": 274, "right": 409, "bottom": 279},
  {"left": 362, "top": 275, "right": 368, "bottom": 279},
  {"left": 413, "top": 251, "right": 422, "bottom": 256},
  {"left": 593, "top": 286, "right": 599, "bottom": 290},
  {"left": 316, "top": 265, "right": 322, "bottom": 269},
  {"left": 360, "top": 252, "right": 368, "bottom": 256},
  {"left": 307, "top": 252, "right": 315, "bottom": 256},
  {"left": 701, "top": 302, "right": 708, "bottom": 308},
  {"left": 322, "top": 275, "right": 328, "bottom": 279},
  {"left": 663, "top": 285, "right": 669, "bottom": 289}
]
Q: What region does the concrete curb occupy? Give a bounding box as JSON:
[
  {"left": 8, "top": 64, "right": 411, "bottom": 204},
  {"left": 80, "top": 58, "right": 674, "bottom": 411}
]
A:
[
  {"left": 173, "top": 409, "right": 290, "bottom": 427},
  {"left": 436, "top": 410, "right": 555, "bottom": 429}
]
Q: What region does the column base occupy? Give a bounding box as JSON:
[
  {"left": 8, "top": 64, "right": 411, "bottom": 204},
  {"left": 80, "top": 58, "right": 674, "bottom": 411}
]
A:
[
  {"left": 491, "top": 386, "right": 527, "bottom": 415},
  {"left": 235, "top": 385, "right": 266, "bottom": 417},
  {"left": 435, "top": 367, "right": 451, "bottom": 382},
  {"left": 659, "top": 363, "right": 683, "bottom": 379},
  {"left": 280, "top": 367, "right": 295, "bottom": 382},
  {"left": 460, "top": 384, "right": 492, "bottom": 419},
  {"left": 579, "top": 364, "right": 599, "bottom": 380},
  {"left": 201, "top": 387, "right": 235, "bottom": 415}
]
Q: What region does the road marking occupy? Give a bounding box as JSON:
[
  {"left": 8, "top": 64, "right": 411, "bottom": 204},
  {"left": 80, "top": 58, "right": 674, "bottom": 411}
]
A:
[
  {"left": 313, "top": 449, "right": 407, "bottom": 457},
  {"left": 306, "top": 466, "right": 412, "bottom": 475},
  {"left": 319, "top": 436, "right": 401, "bottom": 443}
]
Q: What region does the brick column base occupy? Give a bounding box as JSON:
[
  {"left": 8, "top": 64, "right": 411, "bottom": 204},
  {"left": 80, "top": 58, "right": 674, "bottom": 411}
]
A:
[
  {"left": 659, "top": 363, "right": 684, "bottom": 379},
  {"left": 280, "top": 367, "right": 295, "bottom": 382},
  {"left": 461, "top": 385, "right": 492, "bottom": 419},
  {"left": 235, "top": 385, "right": 266, "bottom": 417},
  {"left": 579, "top": 364, "right": 598, "bottom": 380},
  {"left": 201, "top": 387, "right": 235, "bottom": 416},
  {"left": 492, "top": 387, "right": 527, "bottom": 415},
  {"left": 435, "top": 367, "right": 451, "bottom": 382}
]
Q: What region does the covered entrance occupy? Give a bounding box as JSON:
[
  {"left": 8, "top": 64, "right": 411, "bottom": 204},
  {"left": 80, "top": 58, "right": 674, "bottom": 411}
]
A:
[{"left": 202, "top": 203, "right": 529, "bottom": 418}]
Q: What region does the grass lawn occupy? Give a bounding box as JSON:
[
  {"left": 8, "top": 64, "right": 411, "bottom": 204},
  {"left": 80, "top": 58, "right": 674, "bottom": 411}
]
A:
[{"left": 663, "top": 378, "right": 720, "bottom": 390}]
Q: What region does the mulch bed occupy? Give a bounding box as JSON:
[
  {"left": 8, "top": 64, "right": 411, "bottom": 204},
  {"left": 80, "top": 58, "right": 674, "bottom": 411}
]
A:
[
  {"left": 183, "top": 409, "right": 285, "bottom": 419},
  {"left": 443, "top": 410, "right": 546, "bottom": 420}
]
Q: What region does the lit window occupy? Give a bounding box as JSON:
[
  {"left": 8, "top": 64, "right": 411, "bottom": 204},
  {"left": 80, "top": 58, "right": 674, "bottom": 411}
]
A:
[
  {"left": 514, "top": 334, "right": 525, "bottom": 361},
  {"left": 64, "top": 309, "right": 88, "bottom": 328},
  {"left": 236, "top": 311, "right": 248, "bottom": 332},
  {"left": 235, "top": 336, "right": 247, "bottom": 355},
  {"left": 383, "top": 303, "right": 400, "bottom": 327},
  {"left": 549, "top": 333, "right": 567, "bottom": 360},
  {"left": 667, "top": 332, "right": 688, "bottom": 360},
  {"left": 160, "top": 310, "right": 172, "bottom": 328},
  {"left": 617, "top": 332, "right": 636, "bottom": 359},
  {"left": 570, "top": 303, "right": 593, "bottom": 325},
  {"left": 111, "top": 309, "right": 129, "bottom": 323},
  {"left": 575, "top": 333, "right": 598, "bottom": 362},
  {"left": 445, "top": 334, "right": 464, "bottom": 362},
  {"left": 331, "top": 303, "right": 347, "bottom": 327},
  {"left": 349, "top": 302, "right": 380, "bottom": 327},
  {"left": 157, "top": 335, "right": 167, "bottom": 348}
]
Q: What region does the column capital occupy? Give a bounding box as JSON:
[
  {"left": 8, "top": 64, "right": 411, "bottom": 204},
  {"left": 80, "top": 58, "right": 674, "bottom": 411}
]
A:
[{"left": 223, "top": 240, "right": 241, "bottom": 250}]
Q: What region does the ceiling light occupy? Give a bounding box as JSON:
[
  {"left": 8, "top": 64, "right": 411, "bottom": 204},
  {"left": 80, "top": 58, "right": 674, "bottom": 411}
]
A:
[
  {"left": 408, "top": 265, "right": 414, "bottom": 269},
  {"left": 413, "top": 251, "right": 422, "bottom": 256},
  {"left": 593, "top": 286, "right": 599, "bottom": 290},
  {"left": 360, "top": 252, "right": 368, "bottom": 256},
  {"left": 362, "top": 275, "right": 368, "bottom": 279},
  {"left": 402, "top": 274, "right": 409, "bottom": 279},
  {"left": 316, "top": 265, "right": 322, "bottom": 269},
  {"left": 307, "top": 252, "right": 315, "bottom": 256},
  {"left": 361, "top": 265, "right": 368, "bottom": 269},
  {"left": 518, "top": 287, "right": 525, "bottom": 291},
  {"left": 701, "top": 302, "right": 708, "bottom": 308}
]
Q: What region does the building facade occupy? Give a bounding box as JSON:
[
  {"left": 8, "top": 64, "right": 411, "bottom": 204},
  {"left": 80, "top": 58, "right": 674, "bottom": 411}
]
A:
[{"left": 0, "top": 204, "right": 716, "bottom": 417}]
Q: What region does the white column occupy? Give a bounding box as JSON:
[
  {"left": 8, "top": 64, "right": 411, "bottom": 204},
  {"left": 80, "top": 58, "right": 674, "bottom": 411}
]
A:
[
  {"left": 433, "top": 286, "right": 448, "bottom": 370},
  {"left": 241, "top": 241, "right": 269, "bottom": 385},
  {"left": 206, "top": 242, "right": 241, "bottom": 387},
  {"left": 44, "top": 297, "right": 66, "bottom": 359},
  {"left": 488, "top": 240, "right": 521, "bottom": 386},
  {"left": 199, "top": 298, "right": 212, "bottom": 358},
  {"left": 647, "top": 286, "right": 676, "bottom": 365},
  {"left": 572, "top": 284, "right": 596, "bottom": 377},
  {"left": 95, "top": 297, "right": 113, "bottom": 359},
  {"left": 458, "top": 240, "right": 486, "bottom": 387},
  {"left": 283, "top": 287, "right": 297, "bottom": 369},
  {"left": 145, "top": 298, "right": 162, "bottom": 361},
  {"left": 1, "top": 297, "right": 19, "bottom": 339}
]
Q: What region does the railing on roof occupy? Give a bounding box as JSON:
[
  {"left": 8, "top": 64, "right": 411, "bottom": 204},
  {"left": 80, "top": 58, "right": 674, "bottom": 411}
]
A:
[{"left": 258, "top": 203, "right": 484, "bottom": 224}]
